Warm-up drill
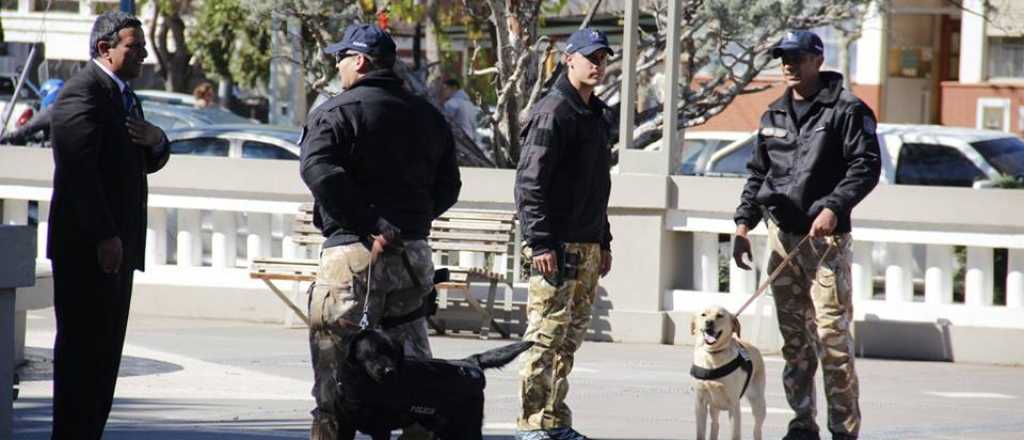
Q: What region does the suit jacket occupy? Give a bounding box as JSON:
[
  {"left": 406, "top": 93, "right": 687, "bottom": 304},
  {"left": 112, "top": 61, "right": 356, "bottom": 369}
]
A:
[{"left": 47, "top": 61, "right": 169, "bottom": 271}]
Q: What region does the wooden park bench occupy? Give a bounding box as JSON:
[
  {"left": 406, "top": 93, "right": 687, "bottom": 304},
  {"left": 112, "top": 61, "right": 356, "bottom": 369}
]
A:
[{"left": 249, "top": 204, "right": 519, "bottom": 339}]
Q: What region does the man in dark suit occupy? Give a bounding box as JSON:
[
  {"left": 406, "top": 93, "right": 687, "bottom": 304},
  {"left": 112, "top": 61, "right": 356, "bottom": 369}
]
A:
[{"left": 46, "top": 11, "right": 169, "bottom": 439}]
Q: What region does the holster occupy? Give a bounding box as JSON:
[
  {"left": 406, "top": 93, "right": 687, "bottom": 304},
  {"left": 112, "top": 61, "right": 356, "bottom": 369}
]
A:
[{"left": 539, "top": 245, "right": 582, "bottom": 288}]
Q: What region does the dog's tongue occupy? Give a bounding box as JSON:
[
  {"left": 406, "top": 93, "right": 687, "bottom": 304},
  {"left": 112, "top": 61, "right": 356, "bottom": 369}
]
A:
[{"left": 703, "top": 333, "right": 717, "bottom": 345}]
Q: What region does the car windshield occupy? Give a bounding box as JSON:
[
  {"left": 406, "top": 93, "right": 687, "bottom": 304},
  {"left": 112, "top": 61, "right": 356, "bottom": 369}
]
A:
[
  {"left": 679, "top": 138, "right": 739, "bottom": 175},
  {"left": 971, "top": 137, "right": 1024, "bottom": 177},
  {"left": 195, "top": 108, "right": 252, "bottom": 124}
]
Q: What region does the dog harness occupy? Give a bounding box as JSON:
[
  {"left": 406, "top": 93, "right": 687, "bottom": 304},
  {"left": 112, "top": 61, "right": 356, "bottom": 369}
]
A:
[{"left": 690, "top": 346, "right": 754, "bottom": 397}]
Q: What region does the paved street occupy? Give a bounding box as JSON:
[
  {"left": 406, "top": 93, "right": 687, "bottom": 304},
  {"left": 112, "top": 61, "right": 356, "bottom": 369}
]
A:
[{"left": 13, "top": 310, "right": 1024, "bottom": 440}]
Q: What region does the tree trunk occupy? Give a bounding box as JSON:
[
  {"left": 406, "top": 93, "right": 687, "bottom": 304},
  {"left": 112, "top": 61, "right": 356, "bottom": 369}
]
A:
[
  {"left": 489, "top": 1, "right": 514, "bottom": 167},
  {"left": 218, "top": 78, "right": 233, "bottom": 110},
  {"left": 839, "top": 33, "right": 857, "bottom": 90}
]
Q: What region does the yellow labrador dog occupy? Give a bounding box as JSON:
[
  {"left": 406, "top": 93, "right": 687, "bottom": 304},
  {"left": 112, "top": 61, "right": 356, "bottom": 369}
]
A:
[{"left": 690, "top": 305, "right": 766, "bottom": 440}]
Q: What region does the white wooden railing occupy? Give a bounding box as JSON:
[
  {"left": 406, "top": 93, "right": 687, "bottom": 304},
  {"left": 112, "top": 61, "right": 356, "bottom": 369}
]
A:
[
  {"left": 2, "top": 146, "right": 1023, "bottom": 339},
  {"left": 665, "top": 176, "right": 1024, "bottom": 331}
]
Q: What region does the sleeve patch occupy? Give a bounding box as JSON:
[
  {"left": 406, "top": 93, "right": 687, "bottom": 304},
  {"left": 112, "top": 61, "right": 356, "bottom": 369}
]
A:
[{"left": 862, "top": 115, "right": 876, "bottom": 135}]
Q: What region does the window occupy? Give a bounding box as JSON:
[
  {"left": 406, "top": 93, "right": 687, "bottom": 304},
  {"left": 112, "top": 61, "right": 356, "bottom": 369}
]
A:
[
  {"left": 169, "top": 137, "right": 230, "bottom": 157},
  {"left": 976, "top": 98, "right": 1011, "bottom": 132},
  {"left": 989, "top": 37, "right": 1024, "bottom": 78},
  {"left": 33, "top": 0, "right": 78, "bottom": 13},
  {"left": 242, "top": 141, "right": 298, "bottom": 160},
  {"left": 895, "top": 143, "right": 985, "bottom": 187},
  {"left": 972, "top": 137, "right": 1024, "bottom": 177},
  {"left": 1, "top": 0, "right": 18, "bottom": 11},
  {"left": 679, "top": 138, "right": 740, "bottom": 175},
  {"left": 707, "top": 138, "right": 755, "bottom": 177},
  {"left": 145, "top": 113, "right": 188, "bottom": 131}
]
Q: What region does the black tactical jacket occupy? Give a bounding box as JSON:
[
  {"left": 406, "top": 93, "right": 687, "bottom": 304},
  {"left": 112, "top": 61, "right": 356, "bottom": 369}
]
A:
[
  {"left": 515, "top": 74, "right": 613, "bottom": 256},
  {"left": 300, "top": 70, "right": 462, "bottom": 249},
  {"left": 734, "top": 71, "right": 881, "bottom": 234}
]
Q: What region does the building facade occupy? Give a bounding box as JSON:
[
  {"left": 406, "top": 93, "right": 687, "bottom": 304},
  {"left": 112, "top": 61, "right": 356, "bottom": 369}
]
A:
[{"left": 696, "top": 0, "right": 1024, "bottom": 136}]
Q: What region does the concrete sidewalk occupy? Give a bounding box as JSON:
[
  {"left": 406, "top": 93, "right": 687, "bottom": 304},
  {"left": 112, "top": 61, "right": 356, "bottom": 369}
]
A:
[{"left": 13, "top": 310, "right": 1024, "bottom": 440}]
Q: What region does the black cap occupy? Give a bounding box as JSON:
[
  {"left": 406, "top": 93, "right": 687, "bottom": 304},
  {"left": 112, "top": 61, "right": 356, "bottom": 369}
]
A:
[
  {"left": 771, "top": 30, "right": 824, "bottom": 59},
  {"left": 565, "top": 28, "right": 613, "bottom": 56},
  {"left": 325, "top": 23, "right": 396, "bottom": 60}
]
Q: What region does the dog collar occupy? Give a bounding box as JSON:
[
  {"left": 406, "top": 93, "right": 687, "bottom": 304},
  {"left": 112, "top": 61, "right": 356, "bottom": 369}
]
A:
[{"left": 690, "top": 347, "right": 755, "bottom": 397}]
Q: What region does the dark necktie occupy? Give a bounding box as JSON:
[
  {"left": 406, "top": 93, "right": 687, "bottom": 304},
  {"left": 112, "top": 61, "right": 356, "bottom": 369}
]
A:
[{"left": 123, "top": 87, "right": 140, "bottom": 118}]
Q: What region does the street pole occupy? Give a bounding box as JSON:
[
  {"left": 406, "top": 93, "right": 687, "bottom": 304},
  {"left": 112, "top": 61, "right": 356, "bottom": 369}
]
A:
[{"left": 120, "top": 0, "right": 135, "bottom": 14}]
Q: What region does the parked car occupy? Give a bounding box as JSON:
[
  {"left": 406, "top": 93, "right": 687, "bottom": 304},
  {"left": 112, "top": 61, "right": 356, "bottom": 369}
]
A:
[
  {"left": 136, "top": 89, "right": 198, "bottom": 107},
  {"left": 701, "top": 124, "right": 1024, "bottom": 187},
  {"left": 643, "top": 130, "right": 751, "bottom": 175},
  {"left": 145, "top": 101, "right": 256, "bottom": 131},
  {"left": 166, "top": 124, "right": 301, "bottom": 160}
]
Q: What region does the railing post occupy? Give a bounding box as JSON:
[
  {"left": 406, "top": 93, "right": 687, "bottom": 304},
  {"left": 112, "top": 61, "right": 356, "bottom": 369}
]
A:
[
  {"left": 966, "top": 246, "right": 994, "bottom": 306},
  {"left": 282, "top": 214, "right": 299, "bottom": 259},
  {"left": 2, "top": 200, "right": 27, "bottom": 225},
  {"left": 1007, "top": 248, "right": 1024, "bottom": 308},
  {"left": 146, "top": 207, "right": 167, "bottom": 266},
  {"left": 247, "top": 212, "right": 273, "bottom": 261},
  {"left": 925, "top": 244, "right": 954, "bottom": 305},
  {"left": 729, "top": 234, "right": 756, "bottom": 295},
  {"left": 211, "top": 211, "right": 237, "bottom": 268},
  {"left": 851, "top": 240, "right": 874, "bottom": 300},
  {"left": 885, "top": 243, "right": 913, "bottom": 302},
  {"left": 693, "top": 232, "right": 719, "bottom": 292},
  {"left": 37, "top": 201, "right": 49, "bottom": 260},
  {"left": 459, "top": 251, "right": 485, "bottom": 269},
  {"left": 176, "top": 209, "right": 202, "bottom": 267}
]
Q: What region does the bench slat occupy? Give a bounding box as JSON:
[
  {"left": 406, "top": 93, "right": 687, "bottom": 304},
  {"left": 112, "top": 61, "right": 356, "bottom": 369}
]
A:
[
  {"left": 252, "top": 257, "right": 318, "bottom": 265},
  {"left": 291, "top": 223, "right": 321, "bottom": 234},
  {"left": 293, "top": 236, "right": 326, "bottom": 245},
  {"left": 430, "top": 230, "right": 512, "bottom": 242},
  {"left": 429, "top": 241, "right": 509, "bottom": 253},
  {"left": 438, "top": 211, "right": 515, "bottom": 222},
  {"left": 431, "top": 220, "right": 513, "bottom": 233}
]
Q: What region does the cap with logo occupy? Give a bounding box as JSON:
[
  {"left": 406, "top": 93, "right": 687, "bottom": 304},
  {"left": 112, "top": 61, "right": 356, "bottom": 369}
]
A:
[
  {"left": 325, "top": 23, "right": 397, "bottom": 60},
  {"left": 564, "top": 28, "right": 614, "bottom": 56},
  {"left": 771, "top": 30, "right": 824, "bottom": 59}
]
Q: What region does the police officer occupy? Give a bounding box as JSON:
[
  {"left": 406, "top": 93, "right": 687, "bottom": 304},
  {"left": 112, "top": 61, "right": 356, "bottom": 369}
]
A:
[
  {"left": 731, "top": 30, "right": 881, "bottom": 440},
  {"left": 299, "top": 23, "right": 461, "bottom": 440},
  {"left": 514, "top": 28, "right": 614, "bottom": 440}
]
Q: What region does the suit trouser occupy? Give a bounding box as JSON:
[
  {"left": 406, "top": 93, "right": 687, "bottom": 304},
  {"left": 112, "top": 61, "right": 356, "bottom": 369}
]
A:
[
  {"left": 517, "top": 243, "right": 601, "bottom": 431},
  {"left": 50, "top": 254, "right": 134, "bottom": 440},
  {"left": 767, "top": 223, "right": 861, "bottom": 438},
  {"left": 308, "top": 241, "right": 435, "bottom": 440}
]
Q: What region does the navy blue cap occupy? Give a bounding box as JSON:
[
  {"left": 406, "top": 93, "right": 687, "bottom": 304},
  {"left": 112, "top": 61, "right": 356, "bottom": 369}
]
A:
[
  {"left": 325, "top": 24, "right": 396, "bottom": 60},
  {"left": 565, "top": 28, "right": 613, "bottom": 56},
  {"left": 771, "top": 30, "right": 824, "bottom": 59}
]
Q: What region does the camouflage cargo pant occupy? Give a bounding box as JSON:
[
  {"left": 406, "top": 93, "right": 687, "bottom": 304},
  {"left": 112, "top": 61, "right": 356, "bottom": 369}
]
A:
[
  {"left": 517, "top": 243, "right": 602, "bottom": 431},
  {"left": 307, "top": 240, "right": 435, "bottom": 440},
  {"left": 767, "top": 222, "right": 860, "bottom": 438}
]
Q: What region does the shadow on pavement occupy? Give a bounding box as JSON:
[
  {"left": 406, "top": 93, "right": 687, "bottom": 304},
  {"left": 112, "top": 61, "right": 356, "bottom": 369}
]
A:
[
  {"left": 17, "top": 346, "right": 183, "bottom": 381},
  {"left": 15, "top": 396, "right": 663, "bottom": 439}
]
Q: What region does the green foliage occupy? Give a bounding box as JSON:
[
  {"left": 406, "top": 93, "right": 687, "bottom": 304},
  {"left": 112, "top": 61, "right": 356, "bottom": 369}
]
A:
[
  {"left": 190, "top": 0, "right": 271, "bottom": 89},
  {"left": 991, "top": 175, "right": 1024, "bottom": 189},
  {"left": 245, "top": 0, "right": 361, "bottom": 92},
  {"left": 388, "top": 0, "right": 427, "bottom": 23},
  {"left": 541, "top": 0, "right": 570, "bottom": 15}
]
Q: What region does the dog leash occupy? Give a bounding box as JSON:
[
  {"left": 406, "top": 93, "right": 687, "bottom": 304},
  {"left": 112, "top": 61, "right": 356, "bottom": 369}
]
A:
[
  {"left": 734, "top": 234, "right": 835, "bottom": 316},
  {"left": 358, "top": 240, "right": 423, "bottom": 331},
  {"left": 359, "top": 255, "right": 373, "bottom": 330}
]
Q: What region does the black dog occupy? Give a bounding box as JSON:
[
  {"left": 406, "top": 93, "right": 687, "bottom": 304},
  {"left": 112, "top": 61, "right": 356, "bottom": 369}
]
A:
[{"left": 336, "top": 329, "right": 533, "bottom": 440}]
